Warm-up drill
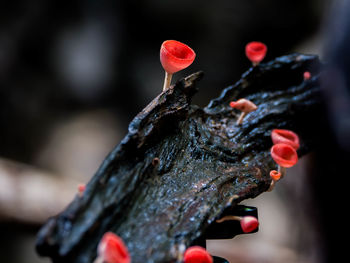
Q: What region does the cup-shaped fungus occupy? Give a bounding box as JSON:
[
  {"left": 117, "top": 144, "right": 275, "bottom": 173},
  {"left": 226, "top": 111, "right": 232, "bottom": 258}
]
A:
[
  {"left": 216, "top": 215, "right": 259, "bottom": 233},
  {"left": 271, "top": 129, "right": 300, "bottom": 150},
  {"left": 95, "top": 232, "right": 131, "bottom": 263},
  {"left": 267, "top": 170, "right": 282, "bottom": 192},
  {"left": 245, "top": 41, "right": 267, "bottom": 66},
  {"left": 160, "top": 40, "right": 196, "bottom": 91},
  {"left": 229, "top": 98, "right": 257, "bottom": 125},
  {"left": 270, "top": 143, "right": 298, "bottom": 178},
  {"left": 184, "top": 246, "right": 213, "bottom": 263},
  {"left": 304, "top": 71, "right": 311, "bottom": 80}
]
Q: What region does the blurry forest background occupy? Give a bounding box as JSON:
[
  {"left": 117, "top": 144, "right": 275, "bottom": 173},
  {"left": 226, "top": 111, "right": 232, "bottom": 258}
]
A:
[{"left": 0, "top": 0, "right": 342, "bottom": 262}]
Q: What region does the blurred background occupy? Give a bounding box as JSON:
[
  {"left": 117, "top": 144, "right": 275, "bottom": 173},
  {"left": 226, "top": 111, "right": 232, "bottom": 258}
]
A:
[{"left": 0, "top": 0, "right": 345, "bottom": 262}]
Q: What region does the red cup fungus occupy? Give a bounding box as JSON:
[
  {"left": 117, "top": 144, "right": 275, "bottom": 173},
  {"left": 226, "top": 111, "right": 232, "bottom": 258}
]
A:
[
  {"left": 267, "top": 170, "right": 281, "bottom": 192},
  {"left": 271, "top": 129, "right": 300, "bottom": 150},
  {"left": 245, "top": 41, "right": 267, "bottom": 66},
  {"left": 240, "top": 216, "right": 259, "bottom": 233},
  {"left": 160, "top": 40, "right": 196, "bottom": 91},
  {"left": 229, "top": 98, "right": 257, "bottom": 125},
  {"left": 216, "top": 215, "right": 259, "bottom": 233},
  {"left": 270, "top": 143, "right": 298, "bottom": 179},
  {"left": 184, "top": 246, "right": 213, "bottom": 263},
  {"left": 95, "top": 232, "right": 131, "bottom": 263},
  {"left": 303, "top": 71, "right": 311, "bottom": 80}
]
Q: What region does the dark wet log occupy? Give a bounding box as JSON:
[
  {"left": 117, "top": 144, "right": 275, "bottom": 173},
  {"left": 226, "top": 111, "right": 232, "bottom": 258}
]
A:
[{"left": 36, "top": 53, "right": 323, "bottom": 263}]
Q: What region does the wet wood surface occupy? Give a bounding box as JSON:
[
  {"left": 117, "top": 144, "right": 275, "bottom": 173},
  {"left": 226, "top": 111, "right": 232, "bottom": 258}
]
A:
[{"left": 36, "top": 54, "right": 323, "bottom": 263}]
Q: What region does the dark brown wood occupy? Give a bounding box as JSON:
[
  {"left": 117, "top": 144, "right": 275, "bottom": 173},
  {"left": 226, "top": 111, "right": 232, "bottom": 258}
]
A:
[{"left": 36, "top": 53, "right": 323, "bottom": 263}]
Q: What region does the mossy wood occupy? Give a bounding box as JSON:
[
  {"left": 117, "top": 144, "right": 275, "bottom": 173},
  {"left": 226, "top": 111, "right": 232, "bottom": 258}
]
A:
[{"left": 36, "top": 54, "right": 323, "bottom": 263}]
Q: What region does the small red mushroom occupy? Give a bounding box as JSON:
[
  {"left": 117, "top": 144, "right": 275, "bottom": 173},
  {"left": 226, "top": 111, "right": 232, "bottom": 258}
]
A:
[
  {"left": 95, "top": 232, "right": 131, "bottom": 263},
  {"left": 271, "top": 129, "right": 300, "bottom": 150},
  {"left": 77, "top": 183, "right": 86, "bottom": 197},
  {"left": 160, "top": 40, "right": 196, "bottom": 91},
  {"left": 216, "top": 215, "right": 259, "bottom": 233},
  {"left": 270, "top": 143, "right": 298, "bottom": 178},
  {"left": 245, "top": 41, "right": 267, "bottom": 66},
  {"left": 184, "top": 246, "right": 213, "bottom": 263},
  {"left": 303, "top": 71, "right": 311, "bottom": 80},
  {"left": 240, "top": 216, "right": 260, "bottom": 233},
  {"left": 229, "top": 98, "right": 257, "bottom": 125},
  {"left": 267, "top": 170, "right": 281, "bottom": 192}
]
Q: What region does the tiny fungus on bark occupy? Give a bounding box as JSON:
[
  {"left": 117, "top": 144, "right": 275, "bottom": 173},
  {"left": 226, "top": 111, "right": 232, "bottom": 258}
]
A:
[
  {"left": 270, "top": 143, "right": 298, "bottom": 178},
  {"left": 267, "top": 170, "right": 282, "bottom": 192},
  {"left": 216, "top": 215, "right": 259, "bottom": 233},
  {"left": 304, "top": 71, "right": 311, "bottom": 80},
  {"left": 229, "top": 98, "right": 257, "bottom": 125},
  {"left": 271, "top": 129, "right": 300, "bottom": 150},
  {"left": 245, "top": 41, "right": 267, "bottom": 66},
  {"left": 77, "top": 183, "right": 86, "bottom": 197},
  {"left": 160, "top": 40, "right": 196, "bottom": 91},
  {"left": 184, "top": 246, "right": 213, "bottom": 263},
  {"left": 94, "top": 232, "right": 131, "bottom": 263}
]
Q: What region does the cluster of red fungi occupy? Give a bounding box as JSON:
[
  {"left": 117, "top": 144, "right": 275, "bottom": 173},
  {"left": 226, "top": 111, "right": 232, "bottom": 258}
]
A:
[{"left": 76, "top": 40, "right": 308, "bottom": 263}]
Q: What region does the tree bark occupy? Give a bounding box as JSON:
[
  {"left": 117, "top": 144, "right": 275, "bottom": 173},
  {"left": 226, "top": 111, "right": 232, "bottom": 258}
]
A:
[{"left": 36, "top": 53, "right": 323, "bottom": 263}]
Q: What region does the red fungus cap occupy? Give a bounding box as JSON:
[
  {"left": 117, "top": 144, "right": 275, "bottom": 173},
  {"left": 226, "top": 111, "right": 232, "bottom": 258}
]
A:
[
  {"left": 245, "top": 42, "right": 267, "bottom": 64},
  {"left": 98, "top": 232, "right": 131, "bottom": 263},
  {"left": 270, "top": 170, "right": 281, "bottom": 181},
  {"left": 184, "top": 246, "right": 213, "bottom": 263},
  {"left": 160, "top": 40, "right": 196, "bottom": 74},
  {"left": 303, "top": 71, "right": 311, "bottom": 80},
  {"left": 271, "top": 129, "right": 300, "bottom": 150},
  {"left": 270, "top": 143, "right": 298, "bottom": 168},
  {"left": 240, "top": 216, "right": 259, "bottom": 233},
  {"left": 229, "top": 98, "right": 257, "bottom": 113}
]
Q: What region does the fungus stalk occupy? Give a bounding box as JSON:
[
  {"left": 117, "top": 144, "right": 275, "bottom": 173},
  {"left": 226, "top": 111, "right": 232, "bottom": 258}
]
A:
[{"left": 163, "top": 71, "right": 173, "bottom": 92}]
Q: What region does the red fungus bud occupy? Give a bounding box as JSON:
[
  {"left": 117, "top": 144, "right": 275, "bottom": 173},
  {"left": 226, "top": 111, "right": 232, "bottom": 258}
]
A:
[
  {"left": 97, "top": 232, "right": 131, "bottom": 263},
  {"left": 160, "top": 40, "right": 196, "bottom": 74},
  {"left": 270, "top": 143, "right": 298, "bottom": 168},
  {"left": 229, "top": 98, "right": 257, "bottom": 125},
  {"left": 78, "top": 183, "right": 86, "bottom": 197},
  {"left": 160, "top": 40, "right": 196, "bottom": 91},
  {"left": 270, "top": 170, "right": 281, "bottom": 181},
  {"left": 271, "top": 129, "right": 300, "bottom": 150},
  {"left": 245, "top": 41, "right": 267, "bottom": 66},
  {"left": 240, "top": 216, "right": 259, "bottom": 233},
  {"left": 268, "top": 170, "right": 282, "bottom": 192},
  {"left": 184, "top": 246, "right": 213, "bottom": 263},
  {"left": 303, "top": 71, "right": 311, "bottom": 80}
]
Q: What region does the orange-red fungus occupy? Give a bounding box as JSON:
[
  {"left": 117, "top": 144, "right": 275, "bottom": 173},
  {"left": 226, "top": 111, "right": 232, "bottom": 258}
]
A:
[
  {"left": 271, "top": 129, "right": 300, "bottom": 150},
  {"left": 240, "top": 216, "right": 259, "bottom": 233},
  {"left": 184, "top": 246, "right": 213, "bottom": 263},
  {"left": 160, "top": 40, "right": 196, "bottom": 74},
  {"left": 229, "top": 99, "right": 257, "bottom": 113},
  {"left": 270, "top": 143, "right": 298, "bottom": 168},
  {"left": 229, "top": 98, "right": 257, "bottom": 125},
  {"left": 270, "top": 170, "right": 281, "bottom": 181},
  {"left": 245, "top": 41, "right": 267, "bottom": 65},
  {"left": 98, "top": 232, "right": 131, "bottom": 263}
]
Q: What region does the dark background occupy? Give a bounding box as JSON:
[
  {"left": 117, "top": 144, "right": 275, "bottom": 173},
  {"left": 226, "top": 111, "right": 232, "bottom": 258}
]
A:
[{"left": 0, "top": 0, "right": 342, "bottom": 262}]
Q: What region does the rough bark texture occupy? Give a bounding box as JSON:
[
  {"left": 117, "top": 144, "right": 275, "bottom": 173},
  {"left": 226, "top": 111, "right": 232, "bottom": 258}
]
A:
[{"left": 36, "top": 53, "right": 323, "bottom": 263}]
